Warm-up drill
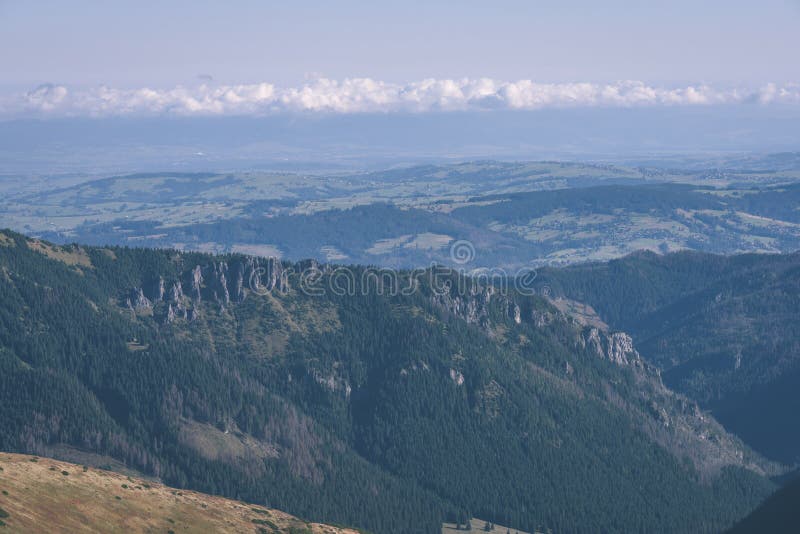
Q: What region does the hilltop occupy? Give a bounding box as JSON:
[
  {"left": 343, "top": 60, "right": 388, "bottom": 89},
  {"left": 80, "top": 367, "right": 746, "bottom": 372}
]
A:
[{"left": 0, "top": 452, "right": 358, "bottom": 533}]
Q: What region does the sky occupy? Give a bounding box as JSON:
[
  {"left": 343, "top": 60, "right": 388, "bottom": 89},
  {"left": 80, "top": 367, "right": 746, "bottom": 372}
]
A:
[
  {"left": 0, "top": 0, "right": 799, "bottom": 168},
  {"left": 1, "top": 1, "right": 798, "bottom": 92}
]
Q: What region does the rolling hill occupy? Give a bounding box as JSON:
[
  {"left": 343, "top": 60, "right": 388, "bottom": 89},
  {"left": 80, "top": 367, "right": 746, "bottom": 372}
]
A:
[{"left": 4, "top": 161, "right": 800, "bottom": 269}]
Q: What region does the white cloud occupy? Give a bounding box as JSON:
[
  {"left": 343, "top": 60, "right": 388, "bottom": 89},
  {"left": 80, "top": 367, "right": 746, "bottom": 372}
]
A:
[
  {"left": 23, "top": 84, "right": 69, "bottom": 111},
  {"left": 2, "top": 79, "right": 799, "bottom": 118}
]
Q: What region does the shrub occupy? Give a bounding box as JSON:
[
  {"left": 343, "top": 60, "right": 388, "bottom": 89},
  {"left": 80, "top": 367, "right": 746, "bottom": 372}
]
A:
[{"left": 251, "top": 518, "right": 278, "bottom": 529}]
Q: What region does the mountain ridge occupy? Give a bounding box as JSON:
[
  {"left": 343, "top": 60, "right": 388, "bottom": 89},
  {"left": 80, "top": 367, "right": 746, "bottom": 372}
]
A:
[{"left": 0, "top": 229, "right": 781, "bottom": 533}]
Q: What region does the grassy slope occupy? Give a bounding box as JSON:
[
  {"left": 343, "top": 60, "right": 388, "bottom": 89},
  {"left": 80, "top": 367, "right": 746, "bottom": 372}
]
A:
[{"left": 0, "top": 452, "right": 359, "bottom": 534}]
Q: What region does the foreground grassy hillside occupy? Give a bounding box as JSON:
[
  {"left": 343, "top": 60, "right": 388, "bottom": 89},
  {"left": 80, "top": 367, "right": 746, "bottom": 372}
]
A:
[{"left": 0, "top": 452, "right": 358, "bottom": 533}]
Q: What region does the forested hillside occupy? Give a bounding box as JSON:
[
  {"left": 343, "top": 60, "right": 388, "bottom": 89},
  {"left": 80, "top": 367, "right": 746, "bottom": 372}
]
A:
[
  {"left": 726, "top": 475, "right": 800, "bottom": 533},
  {"left": 536, "top": 250, "right": 800, "bottom": 463},
  {"left": 0, "top": 230, "right": 778, "bottom": 533}
]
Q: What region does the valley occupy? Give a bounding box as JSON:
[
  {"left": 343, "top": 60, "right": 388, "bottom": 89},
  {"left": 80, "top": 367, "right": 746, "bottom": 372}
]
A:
[{"left": 535, "top": 250, "right": 800, "bottom": 464}]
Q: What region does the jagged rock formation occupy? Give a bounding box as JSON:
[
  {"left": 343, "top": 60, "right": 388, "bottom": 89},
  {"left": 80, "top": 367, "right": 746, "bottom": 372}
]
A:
[
  {"left": 136, "top": 258, "right": 291, "bottom": 323},
  {"left": 216, "top": 264, "right": 230, "bottom": 305},
  {"left": 430, "top": 283, "right": 497, "bottom": 327},
  {"left": 531, "top": 308, "right": 554, "bottom": 327},
  {"left": 165, "top": 303, "right": 176, "bottom": 324},
  {"left": 130, "top": 287, "right": 152, "bottom": 311},
  {"left": 449, "top": 368, "right": 465, "bottom": 386},
  {"left": 236, "top": 259, "right": 286, "bottom": 303},
  {"left": 154, "top": 277, "right": 166, "bottom": 302},
  {"left": 261, "top": 257, "right": 288, "bottom": 293},
  {"left": 605, "top": 332, "right": 640, "bottom": 366},
  {"left": 191, "top": 265, "right": 203, "bottom": 301},
  {"left": 310, "top": 367, "right": 353, "bottom": 399},
  {"left": 234, "top": 263, "right": 246, "bottom": 302},
  {"left": 581, "top": 328, "right": 643, "bottom": 367},
  {"left": 171, "top": 281, "right": 184, "bottom": 303}
]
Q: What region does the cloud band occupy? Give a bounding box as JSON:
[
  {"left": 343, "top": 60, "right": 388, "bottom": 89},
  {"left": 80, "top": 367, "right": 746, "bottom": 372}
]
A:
[{"left": 3, "top": 79, "right": 799, "bottom": 118}]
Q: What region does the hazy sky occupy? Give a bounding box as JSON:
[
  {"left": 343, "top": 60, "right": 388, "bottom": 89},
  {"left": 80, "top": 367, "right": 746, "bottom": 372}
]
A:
[
  {"left": 2, "top": 0, "right": 799, "bottom": 89},
  {"left": 2, "top": 1, "right": 799, "bottom": 167}
]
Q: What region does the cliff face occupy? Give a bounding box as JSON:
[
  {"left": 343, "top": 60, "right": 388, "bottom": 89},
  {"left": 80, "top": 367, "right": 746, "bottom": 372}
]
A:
[
  {"left": 426, "top": 279, "right": 774, "bottom": 478},
  {"left": 123, "top": 256, "right": 775, "bottom": 481},
  {"left": 582, "top": 328, "right": 641, "bottom": 366},
  {"left": 127, "top": 256, "right": 289, "bottom": 323},
  {"left": 534, "top": 249, "right": 800, "bottom": 464}
]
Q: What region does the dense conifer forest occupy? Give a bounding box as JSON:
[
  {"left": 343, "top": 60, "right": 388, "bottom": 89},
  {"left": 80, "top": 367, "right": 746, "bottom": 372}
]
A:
[
  {"left": 535, "top": 250, "right": 800, "bottom": 463},
  {"left": 0, "top": 230, "right": 780, "bottom": 533}
]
